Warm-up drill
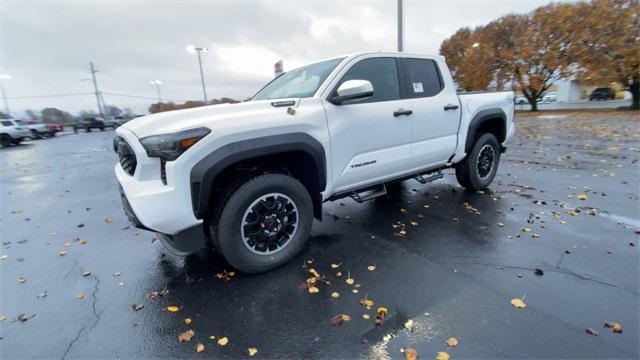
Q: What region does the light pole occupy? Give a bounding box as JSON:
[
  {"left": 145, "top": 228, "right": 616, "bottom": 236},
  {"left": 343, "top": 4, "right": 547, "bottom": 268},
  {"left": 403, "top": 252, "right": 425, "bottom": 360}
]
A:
[
  {"left": 186, "top": 45, "right": 208, "bottom": 103},
  {"left": 149, "top": 80, "right": 163, "bottom": 112},
  {"left": 0, "top": 74, "right": 11, "bottom": 117}
]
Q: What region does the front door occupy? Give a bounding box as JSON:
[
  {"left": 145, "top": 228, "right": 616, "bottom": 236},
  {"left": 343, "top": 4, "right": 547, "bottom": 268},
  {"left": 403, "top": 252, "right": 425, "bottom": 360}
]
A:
[{"left": 323, "top": 57, "right": 413, "bottom": 192}]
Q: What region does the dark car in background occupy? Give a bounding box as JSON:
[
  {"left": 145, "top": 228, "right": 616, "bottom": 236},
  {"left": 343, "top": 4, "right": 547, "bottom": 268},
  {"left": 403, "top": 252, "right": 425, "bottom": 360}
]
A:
[
  {"left": 73, "top": 117, "right": 105, "bottom": 133},
  {"left": 589, "top": 87, "right": 616, "bottom": 101}
]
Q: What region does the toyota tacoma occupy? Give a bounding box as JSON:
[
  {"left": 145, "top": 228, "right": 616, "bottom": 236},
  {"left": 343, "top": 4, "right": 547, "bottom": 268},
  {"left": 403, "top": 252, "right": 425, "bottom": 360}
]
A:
[{"left": 114, "top": 52, "right": 515, "bottom": 273}]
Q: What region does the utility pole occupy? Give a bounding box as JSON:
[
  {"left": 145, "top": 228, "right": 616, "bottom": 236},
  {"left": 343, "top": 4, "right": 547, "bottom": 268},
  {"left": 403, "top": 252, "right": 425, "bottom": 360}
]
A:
[
  {"left": 89, "top": 62, "right": 104, "bottom": 117},
  {"left": 196, "top": 50, "right": 207, "bottom": 103},
  {"left": 0, "top": 74, "right": 10, "bottom": 117},
  {"left": 397, "top": 0, "right": 404, "bottom": 52}
]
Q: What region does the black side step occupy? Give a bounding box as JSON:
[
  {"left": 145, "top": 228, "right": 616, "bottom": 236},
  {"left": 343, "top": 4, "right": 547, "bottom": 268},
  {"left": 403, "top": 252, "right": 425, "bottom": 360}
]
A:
[
  {"left": 350, "top": 184, "right": 387, "bottom": 203},
  {"left": 414, "top": 170, "right": 443, "bottom": 184}
]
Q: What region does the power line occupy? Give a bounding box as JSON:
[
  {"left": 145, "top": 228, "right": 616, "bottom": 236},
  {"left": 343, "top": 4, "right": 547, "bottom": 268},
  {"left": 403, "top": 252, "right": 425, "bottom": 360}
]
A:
[
  {"left": 6, "top": 92, "right": 94, "bottom": 99},
  {"left": 102, "top": 91, "right": 190, "bottom": 103}
]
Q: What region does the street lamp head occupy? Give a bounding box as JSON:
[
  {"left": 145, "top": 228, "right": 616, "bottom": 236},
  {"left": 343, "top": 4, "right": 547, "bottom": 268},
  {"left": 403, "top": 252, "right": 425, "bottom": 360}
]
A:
[
  {"left": 0, "top": 74, "right": 11, "bottom": 80},
  {"left": 186, "top": 45, "right": 208, "bottom": 54}
]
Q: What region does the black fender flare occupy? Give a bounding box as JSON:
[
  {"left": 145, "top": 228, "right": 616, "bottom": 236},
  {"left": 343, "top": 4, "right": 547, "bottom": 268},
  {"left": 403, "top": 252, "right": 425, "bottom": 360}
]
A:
[
  {"left": 464, "top": 108, "right": 507, "bottom": 153},
  {"left": 189, "top": 132, "right": 326, "bottom": 220}
]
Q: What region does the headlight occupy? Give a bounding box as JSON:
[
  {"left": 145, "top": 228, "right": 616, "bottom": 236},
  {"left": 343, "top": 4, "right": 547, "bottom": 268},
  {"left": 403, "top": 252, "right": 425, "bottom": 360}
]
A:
[{"left": 140, "top": 127, "right": 211, "bottom": 161}]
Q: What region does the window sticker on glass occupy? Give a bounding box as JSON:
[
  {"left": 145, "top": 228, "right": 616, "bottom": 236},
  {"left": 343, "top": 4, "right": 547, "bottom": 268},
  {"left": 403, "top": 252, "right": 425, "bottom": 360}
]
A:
[{"left": 412, "top": 82, "right": 424, "bottom": 93}]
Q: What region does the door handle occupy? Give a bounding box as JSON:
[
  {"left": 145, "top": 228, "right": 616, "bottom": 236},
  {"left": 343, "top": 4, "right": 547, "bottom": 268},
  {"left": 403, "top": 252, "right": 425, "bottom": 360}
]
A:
[
  {"left": 444, "top": 104, "right": 459, "bottom": 111},
  {"left": 393, "top": 109, "right": 413, "bottom": 117}
]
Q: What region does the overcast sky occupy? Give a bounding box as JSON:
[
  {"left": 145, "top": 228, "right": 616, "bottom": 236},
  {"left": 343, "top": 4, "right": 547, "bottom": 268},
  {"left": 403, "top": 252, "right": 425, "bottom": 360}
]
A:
[{"left": 2, "top": 0, "right": 560, "bottom": 116}]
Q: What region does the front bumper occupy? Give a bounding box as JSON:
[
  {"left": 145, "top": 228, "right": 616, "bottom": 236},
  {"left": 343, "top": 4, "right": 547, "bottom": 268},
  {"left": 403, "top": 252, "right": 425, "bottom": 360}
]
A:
[
  {"left": 115, "top": 127, "right": 206, "bottom": 255},
  {"left": 118, "top": 184, "right": 206, "bottom": 255}
]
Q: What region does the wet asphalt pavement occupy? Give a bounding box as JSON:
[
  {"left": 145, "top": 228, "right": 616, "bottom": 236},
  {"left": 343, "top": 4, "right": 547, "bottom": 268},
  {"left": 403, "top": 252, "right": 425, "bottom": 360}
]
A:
[{"left": 1, "top": 111, "right": 639, "bottom": 359}]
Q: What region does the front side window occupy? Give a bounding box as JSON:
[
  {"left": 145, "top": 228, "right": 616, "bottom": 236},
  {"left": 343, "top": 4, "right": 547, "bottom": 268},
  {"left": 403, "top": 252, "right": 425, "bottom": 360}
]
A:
[
  {"left": 15, "top": 120, "right": 27, "bottom": 125},
  {"left": 253, "top": 57, "right": 344, "bottom": 101},
  {"left": 335, "top": 57, "right": 400, "bottom": 103},
  {"left": 404, "top": 58, "right": 443, "bottom": 98},
  {"left": 1, "top": 120, "right": 14, "bottom": 126}
]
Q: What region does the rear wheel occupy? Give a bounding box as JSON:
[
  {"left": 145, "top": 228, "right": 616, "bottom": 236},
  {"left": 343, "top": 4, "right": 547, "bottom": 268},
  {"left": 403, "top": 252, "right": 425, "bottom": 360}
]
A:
[
  {"left": 210, "top": 173, "right": 313, "bottom": 273},
  {"left": 455, "top": 133, "right": 500, "bottom": 191},
  {"left": 1, "top": 134, "right": 12, "bottom": 147}
]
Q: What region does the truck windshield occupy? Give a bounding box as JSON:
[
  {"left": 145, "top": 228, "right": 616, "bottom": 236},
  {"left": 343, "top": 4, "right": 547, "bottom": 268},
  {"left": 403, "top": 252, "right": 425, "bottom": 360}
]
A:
[{"left": 252, "top": 57, "right": 344, "bottom": 101}]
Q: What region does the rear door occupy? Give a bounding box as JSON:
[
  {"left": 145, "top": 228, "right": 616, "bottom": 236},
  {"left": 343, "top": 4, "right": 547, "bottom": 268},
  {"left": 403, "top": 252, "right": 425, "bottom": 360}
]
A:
[
  {"left": 402, "top": 57, "right": 461, "bottom": 168},
  {"left": 323, "top": 56, "right": 414, "bottom": 192}
]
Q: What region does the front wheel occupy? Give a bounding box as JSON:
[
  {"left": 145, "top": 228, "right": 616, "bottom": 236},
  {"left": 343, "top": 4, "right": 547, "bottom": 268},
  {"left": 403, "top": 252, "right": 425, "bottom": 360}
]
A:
[
  {"left": 455, "top": 133, "right": 501, "bottom": 191},
  {"left": 210, "top": 173, "right": 313, "bottom": 273}
]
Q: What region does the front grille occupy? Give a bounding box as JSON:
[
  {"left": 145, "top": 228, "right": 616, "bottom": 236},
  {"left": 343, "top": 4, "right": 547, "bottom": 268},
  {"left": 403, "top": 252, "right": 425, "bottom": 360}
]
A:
[{"left": 114, "top": 136, "right": 137, "bottom": 175}]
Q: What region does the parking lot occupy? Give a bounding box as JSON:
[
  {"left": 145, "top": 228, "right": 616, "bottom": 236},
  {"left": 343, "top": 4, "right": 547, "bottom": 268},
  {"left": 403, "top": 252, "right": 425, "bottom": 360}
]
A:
[{"left": 1, "top": 111, "right": 638, "bottom": 359}]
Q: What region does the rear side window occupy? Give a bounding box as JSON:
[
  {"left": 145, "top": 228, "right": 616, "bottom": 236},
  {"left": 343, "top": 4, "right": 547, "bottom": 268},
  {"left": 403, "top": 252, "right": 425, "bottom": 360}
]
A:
[
  {"left": 336, "top": 58, "right": 400, "bottom": 103},
  {"left": 404, "top": 58, "right": 443, "bottom": 98},
  {"left": 1, "top": 120, "right": 13, "bottom": 126}
]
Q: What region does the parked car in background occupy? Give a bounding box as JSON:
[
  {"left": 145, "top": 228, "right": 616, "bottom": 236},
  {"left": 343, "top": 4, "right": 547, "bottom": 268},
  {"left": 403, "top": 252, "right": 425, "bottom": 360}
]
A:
[
  {"left": 46, "top": 122, "right": 63, "bottom": 134},
  {"left": 73, "top": 117, "right": 105, "bottom": 133},
  {"left": 1, "top": 119, "right": 31, "bottom": 147},
  {"left": 542, "top": 92, "right": 557, "bottom": 103},
  {"left": 14, "top": 119, "right": 51, "bottom": 139},
  {"left": 105, "top": 116, "right": 125, "bottom": 129},
  {"left": 589, "top": 87, "right": 616, "bottom": 101},
  {"left": 515, "top": 95, "right": 529, "bottom": 105}
]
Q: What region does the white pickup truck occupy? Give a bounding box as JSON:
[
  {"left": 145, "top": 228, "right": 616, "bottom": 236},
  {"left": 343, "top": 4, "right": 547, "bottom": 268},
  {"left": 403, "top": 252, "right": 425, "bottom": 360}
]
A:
[{"left": 115, "top": 52, "right": 514, "bottom": 273}]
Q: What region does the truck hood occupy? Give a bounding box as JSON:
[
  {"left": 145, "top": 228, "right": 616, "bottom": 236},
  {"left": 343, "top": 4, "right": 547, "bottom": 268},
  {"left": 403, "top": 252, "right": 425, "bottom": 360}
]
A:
[{"left": 121, "top": 99, "right": 299, "bottom": 138}]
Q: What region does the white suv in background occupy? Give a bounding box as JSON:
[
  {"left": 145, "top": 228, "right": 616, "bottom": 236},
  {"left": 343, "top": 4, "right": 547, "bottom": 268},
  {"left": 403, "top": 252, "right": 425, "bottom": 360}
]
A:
[{"left": 0, "top": 119, "right": 31, "bottom": 147}]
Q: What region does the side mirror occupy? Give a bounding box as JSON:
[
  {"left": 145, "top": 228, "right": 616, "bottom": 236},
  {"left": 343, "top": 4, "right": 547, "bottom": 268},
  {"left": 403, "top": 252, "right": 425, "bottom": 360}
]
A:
[{"left": 330, "top": 80, "right": 374, "bottom": 105}]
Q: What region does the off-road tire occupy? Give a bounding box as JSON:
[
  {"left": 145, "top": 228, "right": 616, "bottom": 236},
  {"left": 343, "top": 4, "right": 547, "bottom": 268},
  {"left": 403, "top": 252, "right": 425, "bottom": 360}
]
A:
[
  {"left": 210, "top": 173, "right": 313, "bottom": 273},
  {"left": 455, "top": 133, "right": 500, "bottom": 191}
]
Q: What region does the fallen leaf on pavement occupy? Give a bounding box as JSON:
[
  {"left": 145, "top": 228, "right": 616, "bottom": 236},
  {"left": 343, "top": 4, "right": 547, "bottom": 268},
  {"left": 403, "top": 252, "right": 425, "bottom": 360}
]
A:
[
  {"left": 105, "top": 217, "right": 113, "bottom": 223},
  {"left": 178, "top": 329, "right": 195, "bottom": 342},
  {"left": 308, "top": 286, "right": 319, "bottom": 294},
  {"left": 16, "top": 313, "right": 35, "bottom": 322},
  {"left": 167, "top": 306, "right": 180, "bottom": 312},
  {"left": 346, "top": 277, "right": 355, "bottom": 285},
  {"left": 362, "top": 314, "right": 370, "bottom": 319},
  {"left": 331, "top": 314, "right": 351, "bottom": 326},
  {"left": 367, "top": 265, "right": 376, "bottom": 271},
  {"left": 436, "top": 351, "right": 450, "bottom": 360},
  {"left": 184, "top": 318, "right": 192, "bottom": 325},
  {"left": 82, "top": 271, "right": 91, "bottom": 277},
  {"left": 604, "top": 321, "right": 623, "bottom": 333},
  {"left": 196, "top": 343, "right": 205, "bottom": 353},
  {"left": 331, "top": 292, "right": 340, "bottom": 298},
  {"left": 0, "top": 255, "right": 8, "bottom": 260},
  {"left": 79, "top": 239, "right": 87, "bottom": 245},
  {"left": 404, "top": 319, "right": 414, "bottom": 330},
  {"left": 360, "top": 298, "right": 374, "bottom": 309},
  {"left": 446, "top": 337, "right": 459, "bottom": 347},
  {"left": 534, "top": 268, "right": 544, "bottom": 276},
  {"left": 217, "top": 337, "right": 229, "bottom": 346},
  {"left": 58, "top": 251, "right": 67, "bottom": 256},
  {"left": 511, "top": 297, "right": 526, "bottom": 308},
  {"left": 577, "top": 194, "right": 588, "bottom": 200},
  {"left": 131, "top": 304, "right": 144, "bottom": 311},
  {"left": 17, "top": 276, "right": 26, "bottom": 284},
  {"left": 585, "top": 327, "right": 598, "bottom": 336},
  {"left": 76, "top": 292, "right": 84, "bottom": 300},
  {"left": 0, "top": 315, "right": 5, "bottom": 321},
  {"left": 331, "top": 263, "right": 341, "bottom": 269},
  {"left": 248, "top": 347, "right": 258, "bottom": 357},
  {"left": 404, "top": 347, "right": 418, "bottom": 360},
  {"left": 375, "top": 307, "right": 388, "bottom": 326}
]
